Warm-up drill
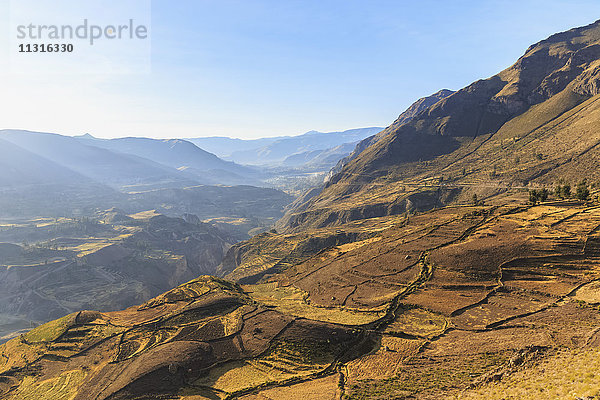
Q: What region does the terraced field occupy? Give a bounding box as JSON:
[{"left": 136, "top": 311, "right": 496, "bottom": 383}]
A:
[
  {"left": 3, "top": 198, "right": 600, "bottom": 399},
  {"left": 219, "top": 200, "right": 600, "bottom": 399}
]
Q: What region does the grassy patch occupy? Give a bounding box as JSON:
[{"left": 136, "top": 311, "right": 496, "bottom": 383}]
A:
[
  {"left": 24, "top": 313, "right": 76, "bottom": 343},
  {"left": 346, "top": 352, "right": 509, "bottom": 399},
  {"left": 245, "top": 283, "right": 383, "bottom": 325},
  {"left": 8, "top": 370, "right": 87, "bottom": 400},
  {"left": 384, "top": 306, "right": 447, "bottom": 338}
]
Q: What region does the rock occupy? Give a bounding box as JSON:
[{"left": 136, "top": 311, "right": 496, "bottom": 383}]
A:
[{"left": 168, "top": 363, "right": 178, "bottom": 374}]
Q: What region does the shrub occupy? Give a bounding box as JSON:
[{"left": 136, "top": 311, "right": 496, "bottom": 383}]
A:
[
  {"left": 471, "top": 194, "right": 484, "bottom": 206},
  {"left": 529, "top": 188, "right": 549, "bottom": 204},
  {"left": 554, "top": 184, "right": 571, "bottom": 199},
  {"left": 576, "top": 180, "right": 590, "bottom": 201}
]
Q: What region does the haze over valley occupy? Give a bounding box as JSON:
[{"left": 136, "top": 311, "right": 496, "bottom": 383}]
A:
[{"left": 0, "top": 125, "right": 382, "bottom": 342}]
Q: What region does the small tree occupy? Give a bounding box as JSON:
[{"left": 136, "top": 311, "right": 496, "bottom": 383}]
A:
[
  {"left": 529, "top": 190, "right": 539, "bottom": 205},
  {"left": 576, "top": 180, "right": 590, "bottom": 201},
  {"left": 472, "top": 193, "right": 479, "bottom": 206},
  {"left": 554, "top": 184, "right": 572, "bottom": 199},
  {"left": 529, "top": 189, "right": 548, "bottom": 204}
]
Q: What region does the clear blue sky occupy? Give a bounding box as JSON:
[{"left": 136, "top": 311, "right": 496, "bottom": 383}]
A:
[{"left": 1, "top": 0, "right": 600, "bottom": 139}]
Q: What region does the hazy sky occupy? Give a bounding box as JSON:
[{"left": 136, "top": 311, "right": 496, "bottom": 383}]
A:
[{"left": 1, "top": 0, "right": 600, "bottom": 139}]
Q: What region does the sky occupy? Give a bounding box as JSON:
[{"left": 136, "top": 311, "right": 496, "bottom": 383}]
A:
[{"left": 1, "top": 0, "right": 600, "bottom": 139}]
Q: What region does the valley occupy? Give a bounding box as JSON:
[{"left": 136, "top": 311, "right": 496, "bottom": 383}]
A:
[
  {"left": 0, "top": 126, "right": 379, "bottom": 344},
  {"left": 0, "top": 210, "right": 234, "bottom": 343}
]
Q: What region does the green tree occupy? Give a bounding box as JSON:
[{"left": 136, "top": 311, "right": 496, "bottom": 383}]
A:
[
  {"left": 576, "top": 180, "right": 590, "bottom": 201},
  {"left": 529, "top": 189, "right": 548, "bottom": 204},
  {"left": 554, "top": 184, "right": 572, "bottom": 199}
]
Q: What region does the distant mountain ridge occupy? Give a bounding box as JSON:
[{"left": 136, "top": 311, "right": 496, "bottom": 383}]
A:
[
  {"left": 282, "top": 142, "right": 359, "bottom": 169},
  {"left": 0, "top": 130, "right": 293, "bottom": 224},
  {"left": 0, "top": 130, "right": 195, "bottom": 190},
  {"left": 187, "top": 136, "right": 285, "bottom": 158},
  {"left": 76, "top": 136, "right": 260, "bottom": 185},
  {"left": 0, "top": 138, "right": 91, "bottom": 187},
  {"left": 189, "top": 127, "right": 383, "bottom": 166}
]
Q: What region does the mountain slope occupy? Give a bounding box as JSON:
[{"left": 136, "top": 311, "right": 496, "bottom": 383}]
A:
[
  {"left": 0, "top": 276, "right": 365, "bottom": 399},
  {"left": 5, "top": 201, "right": 600, "bottom": 399},
  {"left": 0, "top": 138, "right": 90, "bottom": 187},
  {"left": 326, "top": 89, "right": 456, "bottom": 181},
  {"left": 389, "top": 88, "right": 456, "bottom": 129},
  {"left": 283, "top": 142, "right": 359, "bottom": 168},
  {"left": 0, "top": 211, "right": 234, "bottom": 342},
  {"left": 0, "top": 138, "right": 121, "bottom": 218},
  {"left": 280, "top": 19, "right": 600, "bottom": 231},
  {"left": 340, "top": 20, "right": 600, "bottom": 181}
]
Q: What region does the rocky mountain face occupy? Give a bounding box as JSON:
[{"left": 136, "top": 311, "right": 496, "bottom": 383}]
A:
[
  {"left": 325, "top": 88, "right": 455, "bottom": 182},
  {"left": 5, "top": 21, "right": 600, "bottom": 400},
  {"left": 341, "top": 20, "right": 600, "bottom": 179},
  {"left": 389, "top": 88, "right": 456, "bottom": 129}
]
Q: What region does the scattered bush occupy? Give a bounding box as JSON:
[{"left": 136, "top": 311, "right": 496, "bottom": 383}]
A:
[
  {"left": 555, "top": 184, "right": 571, "bottom": 199},
  {"left": 471, "top": 194, "right": 484, "bottom": 206},
  {"left": 529, "top": 188, "right": 549, "bottom": 204}
]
